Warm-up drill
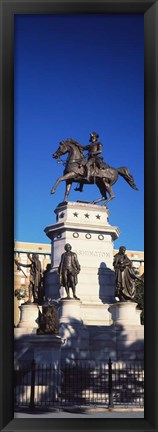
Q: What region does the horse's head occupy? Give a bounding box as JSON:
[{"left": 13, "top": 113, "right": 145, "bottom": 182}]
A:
[
  {"left": 52, "top": 140, "right": 68, "bottom": 159},
  {"left": 52, "top": 138, "right": 84, "bottom": 163}
]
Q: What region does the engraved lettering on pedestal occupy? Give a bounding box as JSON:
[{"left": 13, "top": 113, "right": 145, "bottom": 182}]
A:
[{"left": 74, "top": 249, "right": 110, "bottom": 259}]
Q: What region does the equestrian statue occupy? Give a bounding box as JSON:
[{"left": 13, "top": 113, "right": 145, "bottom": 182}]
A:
[{"left": 51, "top": 132, "right": 138, "bottom": 206}]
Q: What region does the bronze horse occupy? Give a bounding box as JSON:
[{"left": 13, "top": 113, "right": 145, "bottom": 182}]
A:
[{"left": 51, "top": 139, "right": 138, "bottom": 205}]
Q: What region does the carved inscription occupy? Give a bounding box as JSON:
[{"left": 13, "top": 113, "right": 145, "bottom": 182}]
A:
[{"left": 74, "top": 249, "right": 110, "bottom": 259}]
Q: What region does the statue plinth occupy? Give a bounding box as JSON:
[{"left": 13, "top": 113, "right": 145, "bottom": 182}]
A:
[
  {"left": 59, "top": 298, "right": 82, "bottom": 325},
  {"left": 15, "top": 304, "right": 63, "bottom": 371},
  {"left": 43, "top": 201, "right": 143, "bottom": 362},
  {"left": 14, "top": 333, "right": 63, "bottom": 401},
  {"left": 58, "top": 299, "right": 88, "bottom": 362},
  {"left": 44, "top": 201, "right": 120, "bottom": 325},
  {"left": 17, "top": 303, "right": 39, "bottom": 330},
  {"left": 109, "top": 301, "right": 142, "bottom": 326}
]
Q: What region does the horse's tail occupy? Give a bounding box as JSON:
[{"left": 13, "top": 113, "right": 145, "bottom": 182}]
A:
[{"left": 117, "top": 167, "right": 138, "bottom": 190}]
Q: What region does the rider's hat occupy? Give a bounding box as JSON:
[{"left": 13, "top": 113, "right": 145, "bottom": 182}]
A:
[{"left": 89, "top": 132, "right": 99, "bottom": 141}]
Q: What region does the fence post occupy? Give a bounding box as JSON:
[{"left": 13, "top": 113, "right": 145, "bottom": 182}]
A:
[
  {"left": 108, "top": 358, "right": 114, "bottom": 409},
  {"left": 29, "top": 359, "right": 36, "bottom": 410}
]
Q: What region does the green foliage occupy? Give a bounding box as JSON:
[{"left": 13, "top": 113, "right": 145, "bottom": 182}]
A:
[
  {"left": 14, "top": 287, "right": 27, "bottom": 301},
  {"left": 135, "top": 278, "right": 144, "bottom": 324}
]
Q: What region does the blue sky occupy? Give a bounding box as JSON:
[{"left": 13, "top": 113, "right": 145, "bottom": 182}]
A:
[{"left": 14, "top": 14, "right": 144, "bottom": 250}]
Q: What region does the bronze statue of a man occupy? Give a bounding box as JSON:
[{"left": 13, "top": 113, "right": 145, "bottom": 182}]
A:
[
  {"left": 58, "top": 243, "right": 81, "bottom": 300},
  {"left": 113, "top": 246, "right": 140, "bottom": 302},
  {"left": 15, "top": 253, "right": 42, "bottom": 303},
  {"left": 82, "top": 132, "right": 103, "bottom": 182},
  {"left": 75, "top": 131, "right": 109, "bottom": 192}
]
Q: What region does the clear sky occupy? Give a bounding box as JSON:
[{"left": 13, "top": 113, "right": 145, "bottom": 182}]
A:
[{"left": 14, "top": 14, "right": 144, "bottom": 251}]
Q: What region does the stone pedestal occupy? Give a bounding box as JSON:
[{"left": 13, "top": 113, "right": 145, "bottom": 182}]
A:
[
  {"left": 14, "top": 333, "right": 63, "bottom": 402},
  {"left": 59, "top": 298, "right": 82, "bottom": 324},
  {"left": 29, "top": 334, "right": 62, "bottom": 365},
  {"left": 14, "top": 332, "right": 62, "bottom": 363},
  {"left": 57, "top": 298, "right": 98, "bottom": 361},
  {"left": 43, "top": 201, "right": 144, "bottom": 363},
  {"left": 107, "top": 302, "right": 144, "bottom": 361},
  {"left": 17, "top": 303, "right": 39, "bottom": 330},
  {"left": 58, "top": 299, "right": 85, "bottom": 361},
  {"left": 31, "top": 334, "right": 63, "bottom": 401},
  {"left": 44, "top": 201, "right": 120, "bottom": 324},
  {"left": 109, "top": 302, "right": 141, "bottom": 326}
]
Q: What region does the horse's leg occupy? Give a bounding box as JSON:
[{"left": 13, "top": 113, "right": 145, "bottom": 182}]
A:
[
  {"left": 101, "top": 195, "right": 114, "bottom": 206},
  {"left": 91, "top": 180, "right": 107, "bottom": 204},
  {"left": 101, "top": 183, "right": 115, "bottom": 206},
  {"left": 64, "top": 182, "right": 72, "bottom": 201},
  {"left": 51, "top": 172, "right": 76, "bottom": 194},
  {"left": 92, "top": 196, "right": 106, "bottom": 204},
  {"left": 92, "top": 181, "right": 115, "bottom": 206}
]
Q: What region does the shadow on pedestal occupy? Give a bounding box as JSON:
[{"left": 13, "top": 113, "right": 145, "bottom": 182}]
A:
[{"left": 98, "top": 262, "right": 115, "bottom": 304}]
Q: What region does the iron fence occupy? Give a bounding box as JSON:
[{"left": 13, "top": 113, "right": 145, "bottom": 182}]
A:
[{"left": 14, "top": 359, "right": 144, "bottom": 409}]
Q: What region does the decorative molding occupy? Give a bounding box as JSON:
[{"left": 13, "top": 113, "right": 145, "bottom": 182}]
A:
[
  {"left": 85, "top": 233, "right": 91, "bottom": 239},
  {"left": 98, "top": 234, "right": 104, "bottom": 240},
  {"left": 73, "top": 232, "right": 79, "bottom": 238}
]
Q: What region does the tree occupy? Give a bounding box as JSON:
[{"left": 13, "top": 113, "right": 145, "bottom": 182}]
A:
[{"left": 135, "top": 275, "right": 144, "bottom": 324}]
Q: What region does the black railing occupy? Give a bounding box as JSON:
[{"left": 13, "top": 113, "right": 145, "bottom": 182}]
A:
[{"left": 14, "top": 359, "right": 144, "bottom": 409}]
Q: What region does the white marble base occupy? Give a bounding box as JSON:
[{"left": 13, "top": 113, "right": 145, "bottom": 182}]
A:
[
  {"left": 87, "top": 324, "right": 144, "bottom": 362},
  {"left": 14, "top": 331, "right": 63, "bottom": 364},
  {"left": 44, "top": 202, "right": 119, "bottom": 307},
  {"left": 114, "top": 324, "right": 144, "bottom": 361},
  {"left": 18, "top": 304, "right": 39, "bottom": 329},
  {"left": 42, "top": 202, "right": 144, "bottom": 362},
  {"left": 59, "top": 298, "right": 82, "bottom": 324},
  {"left": 14, "top": 334, "right": 63, "bottom": 401},
  {"left": 59, "top": 324, "right": 89, "bottom": 361},
  {"left": 29, "top": 334, "right": 62, "bottom": 365},
  {"left": 81, "top": 302, "right": 112, "bottom": 325},
  {"left": 109, "top": 302, "right": 141, "bottom": 326}
]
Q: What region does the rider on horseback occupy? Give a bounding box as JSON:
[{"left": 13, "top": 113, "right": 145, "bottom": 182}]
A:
[
  {"left": 51, "top": 134, "right": 138, "bottom": 204},
  {"left": 75, "top": 132, "right": 107, "bottom": 192},
  {"left": 82, "top": 132, "right": 103, "bottom": 181}
]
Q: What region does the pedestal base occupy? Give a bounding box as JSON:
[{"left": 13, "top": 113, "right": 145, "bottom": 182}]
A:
[
  {"left": 18, "top": 304, "right": 39, "bottom": 329},
  {"left": 58, "top": 299, "right": 86, "bottom": 361},
  {"left": 59, "top": 298, "right": 82, "bottom": 324},
  {"left": 87, "top": 323, "right": 144, "bottom": 362},
  {"left": 44, "top": 202, "right": 119, "bottom": 306},
  {"left": 29, "top": 334, "right": 62, "bottom": 364},
  {"left": 43, "top": 202, "right": 144, "bottom": 362},
  {"left": 14, "top": 331, "right": 63, "bottom": 365},
  {"left": 81, "top": 302, "right": 112, "bottom": 325},
  {"left": 109, "top": 302, "right": 141, "bottom": 326},
  {"left": 14, "top": 333, "right": 63, "bottom": 402}
]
